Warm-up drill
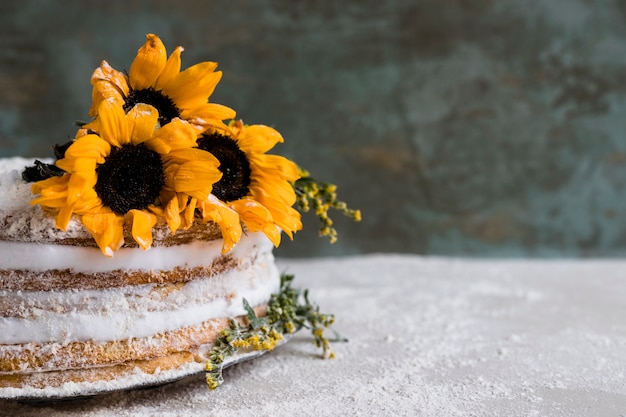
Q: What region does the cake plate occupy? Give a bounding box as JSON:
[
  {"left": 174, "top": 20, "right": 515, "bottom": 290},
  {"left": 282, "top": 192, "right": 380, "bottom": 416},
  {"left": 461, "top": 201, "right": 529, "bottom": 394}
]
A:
[{"left": 0, "top": 335, "right": 291, "bottom": 402}]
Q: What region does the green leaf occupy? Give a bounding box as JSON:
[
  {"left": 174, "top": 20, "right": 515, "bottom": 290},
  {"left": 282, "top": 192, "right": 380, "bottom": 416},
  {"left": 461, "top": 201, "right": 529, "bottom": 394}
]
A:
[
  {"left": 205, "top": 274, "right": 344, "bottom": 390},
  {"left": 243, "top": 298, "right": 267, "bottom": 329}
]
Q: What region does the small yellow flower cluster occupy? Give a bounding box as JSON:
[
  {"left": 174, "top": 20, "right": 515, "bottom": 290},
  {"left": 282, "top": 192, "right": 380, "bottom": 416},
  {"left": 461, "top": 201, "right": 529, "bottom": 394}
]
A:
[
  {"left": 204, "top": 274, "right": 343, "bottom": 390},
  {"left": 284, "top": 320, "right": 296, "bottom": 334},
  {"left": 294, "top": 168, "right": 361, "bottom": 244},
  {"left": 231, "top": 328, "right": 283, "bottom": 351}
]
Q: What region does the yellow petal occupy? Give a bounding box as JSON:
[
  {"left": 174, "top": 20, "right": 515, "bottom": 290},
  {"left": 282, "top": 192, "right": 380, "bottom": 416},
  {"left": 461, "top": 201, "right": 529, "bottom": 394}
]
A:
[
  {"left": 91, "top": 60, "right": 130, "bottom": 96},
  {"left": 55, "top": 203, "right": 76, "bottom": 231},
  {"left": 31, "top": 172, "right": 101, "bottom": 222},
  {"left": 236, "top": 124, "right": 284, "bottom": 154},
  {"left": 229, "top": 198, "right": 281, "bottom": 246},
  {"left": 89, "top": 60, "right": 129, "bottom": 117},
  {"left": 249, "top": 154, "right": 300, "bottom": 182},
  {"left": 155, "top": 46, "right": 184, "bottom": 90},
  {"left": 180, "top": 102, "right": 236, "bottom": 123},
  {"left": 97, "top": 100, "right": 130, "bottom": 147},
  {"left": 162, "top": 63, "right": 220, "bottom": 107},
  {"left": 126, "top": 103, "right": 159, "bottom": 145},
  {"left": 169, "top": 160, "right": 222, "bottom": 201},
  {"left": 30, "top": 194, "right": 68, "bottom": 209},
  {"left": 182, "top": 197, "right": 197, "bottom": 229},
  {"left": 126, "top": 209, "right": 157, "bottom": 250},
  {"left": 129, "top": 34, "right": 167, "bottom": 91},
  {"left": 81, "top": 208, "right": 125, "bottom": 257},
  {"left": 89, "top": 80, "right": 127, "bottom": 118},
  {"left": 31, "top": 175, "right": 69, "bottom": 198},
  {"left": 250, "top": 176, "right": 298, "bottom": 206},
  {"left": 199, "top": 197, "right": 242, "bottom": 253},
  {"left": 146, "top": 118, "right": 198, "bottom": 154},
  {"left": 250, "top": 188, "right": 302, "bottom": 237},
  {"left": 56, "top": 135, "right": 111, "bottom": 173},
  {"left": 66, "top": 173, "right": 97, "bottom": 206},
  {"left": 165, "top": 147, "right": 221, "bottom": 166},
  {"left": 164, "top": 196, "right": 182, "bottom": 234},
  {"left": 228, "top": 119, "right": 245, "bottom": 137},
  {"left": 181, "top": 103, "right": 236, "bottom": 134}
]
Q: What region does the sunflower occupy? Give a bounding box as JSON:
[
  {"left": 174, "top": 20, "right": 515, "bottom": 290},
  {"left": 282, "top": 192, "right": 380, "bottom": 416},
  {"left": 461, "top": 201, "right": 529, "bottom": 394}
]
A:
[
  {"left": 30, "top": 100, "right": 222, "bottom": 257},
  {"left": 87, "top": 33, "right": 235, "bottom": 135},
  {"left": 196, "top": 120, "right": 302, "bottom": 252}
]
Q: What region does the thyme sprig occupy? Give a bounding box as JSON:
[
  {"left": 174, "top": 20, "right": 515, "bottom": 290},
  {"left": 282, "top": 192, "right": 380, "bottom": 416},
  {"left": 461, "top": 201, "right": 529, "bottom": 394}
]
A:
[
  {"left": 294, "top": 167, "right": 361, "bottom": 243},
  {"left": 205, "top": 274, "right": 343, "bottom": 390}
]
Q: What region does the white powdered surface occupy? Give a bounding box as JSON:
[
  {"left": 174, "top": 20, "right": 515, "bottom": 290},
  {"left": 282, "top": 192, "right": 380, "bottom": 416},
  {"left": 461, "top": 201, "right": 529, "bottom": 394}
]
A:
[
  {"left": 0, "top": 157, "right": 40, "bottom": 214},
  {"left": 2, "top": 255, "right": 626, "bottom": 416}
]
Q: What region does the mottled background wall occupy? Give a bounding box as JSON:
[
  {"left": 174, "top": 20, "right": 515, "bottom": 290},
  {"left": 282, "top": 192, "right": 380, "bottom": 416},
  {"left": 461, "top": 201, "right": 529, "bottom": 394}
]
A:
[{"left": 2, "top": 0, "right": 626, "bottom": 258}]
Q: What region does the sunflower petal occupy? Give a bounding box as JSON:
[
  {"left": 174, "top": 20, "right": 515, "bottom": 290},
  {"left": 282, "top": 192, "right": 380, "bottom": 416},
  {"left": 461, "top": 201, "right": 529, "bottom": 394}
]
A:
[
  {"left": 55, "top": 203, "right": 76, "bottom": 231},
  {"left": 165, "top": 147, "right": 221, "bottom": 166},
  {"left": 155, "top": 45, "right": 184, "bottom": 90},
  {"left": 181, "top": 103, "right": 236, "bottom": 134},
  {"left": 91, "top": 60, "right": 130, "bottom": 96},
  {"left": 81, "top": 208, "right": 125, "bottom": 257},
  {"left": 182, "top": 197, "right": 197, "bottom": 229},
  {"left": 89, "top": 80, "right": 127, "bottom": 118},
  {"left": 146, "top": 118, "right": 198, "bottom": 154},
  {"left": 30, "top": 193, "right": 68, "bottom": 209},
  {"left": 169, "top": 160, "right": 222, "bottom": 201},
  {"left": 66, "top": 173, "right": 96, "bottom": 206},
  {"left": 250, "top": 176, "right": 298, "bottom": 205},
  {"left": 250, "top": 187, "right": 302, "bottom": 238},
  {"left": 56, "top": 135, "right": 111, "bottom": 173},
  {"left": 236, "top": 124, "right": 284, "bottom": 154},
  {"left": 129, "top": 34, "right": 167, "bottom": 91},
  {"left": 162, "top": 62, "right": 221, "bottom": 108},
  {"left": 126, "top": 209, "right": 157, "bottom": 250},
  {"left": 229, "top": 198, "right": 281, "bottom": 246},
  {"left": 97, "top": 100, "right": 130, "bottom": 147},
  {"left": 31, "top": 173, "right": 102, "bottom": 230},
  {"left": 31, "top": 175, "right": 70, "bottom": 200},
  {"left": 164, "top": 196, "right": 182, "bottom": 234},
  {"left": 180, "top": 102, "right": 236, "bottom": 123},
  {"left": 199, "top": 197, "right": 242, "bottom": 253},
  {"left": 249, "top": 154, "right": 300, "bottom": 181},
  {"left": 126, "top": 103, "right": 159, "bottom": 145},
  {"left": 89, "top": 60, "right": 129, "bottom": 117}
]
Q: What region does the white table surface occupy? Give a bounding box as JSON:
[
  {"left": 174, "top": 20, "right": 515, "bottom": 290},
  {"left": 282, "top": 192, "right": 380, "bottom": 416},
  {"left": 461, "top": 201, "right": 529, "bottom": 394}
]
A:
[{"left": 2, "top": 254, "right": 626, "bottom": 416}]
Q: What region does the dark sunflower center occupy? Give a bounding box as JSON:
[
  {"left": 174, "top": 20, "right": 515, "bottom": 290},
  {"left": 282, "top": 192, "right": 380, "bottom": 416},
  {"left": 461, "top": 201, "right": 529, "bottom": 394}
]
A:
[
  {"left": 197, "top": 133, "right": 251, "bottom": 202},
  {"left": 123, "top": 87, "right": 180, "bottom": 126},
  {"left": 95, "top": 143, "right": 165, "bottom": 214}
]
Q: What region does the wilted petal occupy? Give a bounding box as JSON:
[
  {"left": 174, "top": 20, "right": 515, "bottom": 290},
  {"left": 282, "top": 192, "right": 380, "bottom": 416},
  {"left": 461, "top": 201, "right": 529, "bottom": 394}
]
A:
[
  {"left": 126, "top": 209, "right": 158, "bottom": 250},
  {"left": 155, "top": 46, "right": 184, "bottom": 90},
  {"left": 129, "top": 34, "right": 167, "bottom": 90},
  {"left": 81, "top": 208, "right": 125, "bottom": 257}
]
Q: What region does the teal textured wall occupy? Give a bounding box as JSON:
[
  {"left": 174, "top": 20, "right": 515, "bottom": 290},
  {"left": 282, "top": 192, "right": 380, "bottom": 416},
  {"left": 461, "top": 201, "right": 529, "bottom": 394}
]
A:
[{"left": 2, "top": 0, "right": 626, "bottom": 258}]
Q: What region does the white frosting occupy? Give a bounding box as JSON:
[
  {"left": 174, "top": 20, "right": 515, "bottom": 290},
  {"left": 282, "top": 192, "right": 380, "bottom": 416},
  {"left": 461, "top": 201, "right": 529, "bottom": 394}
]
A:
[
  {"left": 0, "top": 229, "right": 266, "bottom": 272},
  {"left": 0, "top": 157, "right": 41, "bottom": 214},
  {"left": 0, "top": 248, "right": 279, "bottom": 344}
]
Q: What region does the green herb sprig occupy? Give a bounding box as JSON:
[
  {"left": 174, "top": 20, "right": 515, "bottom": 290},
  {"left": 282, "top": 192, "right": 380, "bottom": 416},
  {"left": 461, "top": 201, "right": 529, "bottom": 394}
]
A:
[
  {"left": 294, "top": 168, "right": 361, "bottom": 243},
  {"left": 205, "top": 274, "right": 343, "bottom": 390}
]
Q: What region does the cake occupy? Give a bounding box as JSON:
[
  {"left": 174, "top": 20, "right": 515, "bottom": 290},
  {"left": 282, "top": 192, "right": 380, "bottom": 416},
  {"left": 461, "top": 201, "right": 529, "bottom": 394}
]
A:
[
  {"left": 0, "top": 156, "right": 285, "bottom": 397},
  {"left": 0, "top": 34, "right": 359, "bottom": 399}
]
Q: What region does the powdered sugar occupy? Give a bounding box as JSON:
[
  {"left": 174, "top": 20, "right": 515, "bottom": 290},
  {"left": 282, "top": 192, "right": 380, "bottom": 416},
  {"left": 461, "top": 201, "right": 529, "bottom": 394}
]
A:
[
  {"left": 0, "top": 157, "right": 41, "bottom": 215},
  {"left": 0, "top": 157, "right": 94, "bottom": 242}
]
